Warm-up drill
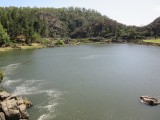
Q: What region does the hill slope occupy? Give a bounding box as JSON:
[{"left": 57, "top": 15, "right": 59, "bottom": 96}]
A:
[{"left": 0, "top": 7, "right": 159, "bottom": 46}]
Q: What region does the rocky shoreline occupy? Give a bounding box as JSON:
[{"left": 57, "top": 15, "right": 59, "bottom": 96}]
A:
[{"left": 0, "top": 91, "right": 32, "bottom": 120}]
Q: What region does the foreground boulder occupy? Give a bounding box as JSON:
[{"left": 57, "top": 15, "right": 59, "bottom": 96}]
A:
[
  {"left": 140, "top": 96, "right": 160, "bottom": 106},
  {"left": 0, "top": 91, "right": 10, "bottom": 100},
  {"left": 0, "top": 91, "right": 32, "bottom": 120}
]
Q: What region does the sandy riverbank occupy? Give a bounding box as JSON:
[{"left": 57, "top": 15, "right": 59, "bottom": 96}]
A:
[{"left": 0, "top": 43, "right": 45, "bottom": 53}]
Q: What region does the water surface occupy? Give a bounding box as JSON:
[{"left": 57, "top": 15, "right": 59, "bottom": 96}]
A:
[{"left": 1, "top": 44, "right": 160, "bottom": 120}]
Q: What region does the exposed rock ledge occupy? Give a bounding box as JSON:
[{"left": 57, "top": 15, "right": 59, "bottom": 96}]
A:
[
  {"left": 140, "top": 96, "right": 160, "bottom": 106},
  {"left": 0, "top": 91, "right": 32, "bottom": 120}
]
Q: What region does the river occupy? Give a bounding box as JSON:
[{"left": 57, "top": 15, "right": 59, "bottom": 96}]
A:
[{"left": 0, "top": 44, "right": 160, "bottom": 120}]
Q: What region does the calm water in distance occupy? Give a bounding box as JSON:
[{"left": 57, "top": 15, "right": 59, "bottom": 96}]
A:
[{"left": 0, "top": 44, "right": 160, "bottom": 120}]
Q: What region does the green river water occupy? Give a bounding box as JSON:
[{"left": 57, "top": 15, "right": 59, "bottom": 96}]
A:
[{"left": 0, "top": 44, "right": 160, "bottom": 120}]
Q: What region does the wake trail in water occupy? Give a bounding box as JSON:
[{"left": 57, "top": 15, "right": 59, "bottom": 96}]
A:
[
  {"left": 1, "top": 63, "right": 62, "bottom": 120},
  {"left": 1, "top": 63, "right": 22, "bottom": 75},
  {"left": 0, "top": 63, "right": 22, "bottom": 88},
  {"left": 36, "top": 87, "right": 62, "bottom": 120},
  {"left": 2, "top": 78, "right": 62, "bottom": 120},
  {"left": 2, "top": 79, "right": 22, "bottom": 87}
]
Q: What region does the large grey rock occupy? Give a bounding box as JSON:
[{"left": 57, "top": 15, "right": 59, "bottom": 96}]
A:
[
  {"left": 17, "top": 97, "right": 24, "bottom": 105},
  {"left": 18, "top": 104, "right": 29, "bottom": 119},
  {"left": 1, "top": 101, "right": 9, "bottom": 116},
  {"left": 140, "top": 96, "right": 160, "bottom": 106},
  {"left": 0, "top": 112, "right": 6, "bottom": 120},
  {"left": 7, "top": 109, "right": 20, "bottom": 119},
  {"left": 0, "top": 91, "right": 10, "bottom": 100},
  {"left": 6, "top": 99, "right": 17, "bottom": 109},
  {"left": 0, "top": 91, "right": 32, "bottom": 120},
  {"left": 1, "top": 99, "right": 20, "bottom": 118},
  {"left": 18, "top": 104, "right": 26, "bottom": 114},
  {"left": 6, "top": 94, "right": 17, "bottom": 100}
]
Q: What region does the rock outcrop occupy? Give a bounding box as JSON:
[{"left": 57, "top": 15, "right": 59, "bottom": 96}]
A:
[
  {"left": 0, "top": 91, "right": 32, "bottom": 120},
  {"left": 140, "top": 96, "right": 160, "bottom": 106}
]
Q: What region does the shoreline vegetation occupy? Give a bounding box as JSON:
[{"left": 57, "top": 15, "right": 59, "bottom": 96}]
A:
[
  {"left": 0, "top": 6, "right": 159, "bottom": 52},
  {"left": 0, "top": 38, "right": 110, "bottom": 52},
  {"left": 0, "top": 7, "right": 159, "bottom": 52},
  {"left": 143, "top": 38, "right": 160, "bottom": 44},
  {"left": 1, "top": 38, "right": 160, "bottom": 53},
  {"left": 0, "top": 43, "right": 45, "bottom": 52}
]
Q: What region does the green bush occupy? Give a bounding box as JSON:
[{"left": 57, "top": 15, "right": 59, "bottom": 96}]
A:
[
  {"left": 0, "top": 23, "right": 10, "bottom": 46},
  {"left": 55, "top": 40, "right": 64, "bottom": 46},
  {"left": 31, "top": 33, "right": 42, "bottom": 43},
  {"left": 40, "top": 38, "right": 51, "bottom": 45}
]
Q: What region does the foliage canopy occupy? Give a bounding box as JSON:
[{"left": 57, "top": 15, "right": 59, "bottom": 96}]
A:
[{"left": 0, "top": 7, "right": 159, "bottom": 46}]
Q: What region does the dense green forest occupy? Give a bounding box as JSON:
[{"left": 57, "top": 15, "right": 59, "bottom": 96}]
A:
[{"left": 0, "top": 7, "right": 160, "bottom": 46}]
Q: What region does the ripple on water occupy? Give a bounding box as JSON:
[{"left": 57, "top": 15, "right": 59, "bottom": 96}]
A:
[
  {"left": 1, "top": 63, "right": 22, "bottom": 75},
  {"left": 37, "top": 102, "right": 58, "bottom": 120},
  {"left": 11, "top": 80, "right": 43, "bottom": 95},
  {"left": 36, "top": 88, "right": 62, "bottom": 120},
  {"left": 82, "top": 55, "right": 96, "bottom": 59},
  {"left": 2, "top": 78, "right": 62, "bottom": 120},
  {"left": 1, "top": 79, "right": 22, "bottom": 87}
]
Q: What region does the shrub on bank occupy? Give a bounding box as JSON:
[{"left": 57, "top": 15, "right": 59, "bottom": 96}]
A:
[{"left": 55, "top": 40, "right": 65, "bottom": 46}]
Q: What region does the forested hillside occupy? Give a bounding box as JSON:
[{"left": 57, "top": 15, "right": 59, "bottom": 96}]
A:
[
  {"left": 145, "top": 17, "right": 160, "bottom": 38},
  {"left": 0, "top": 7, "right": 159, "bottom": 46}
]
